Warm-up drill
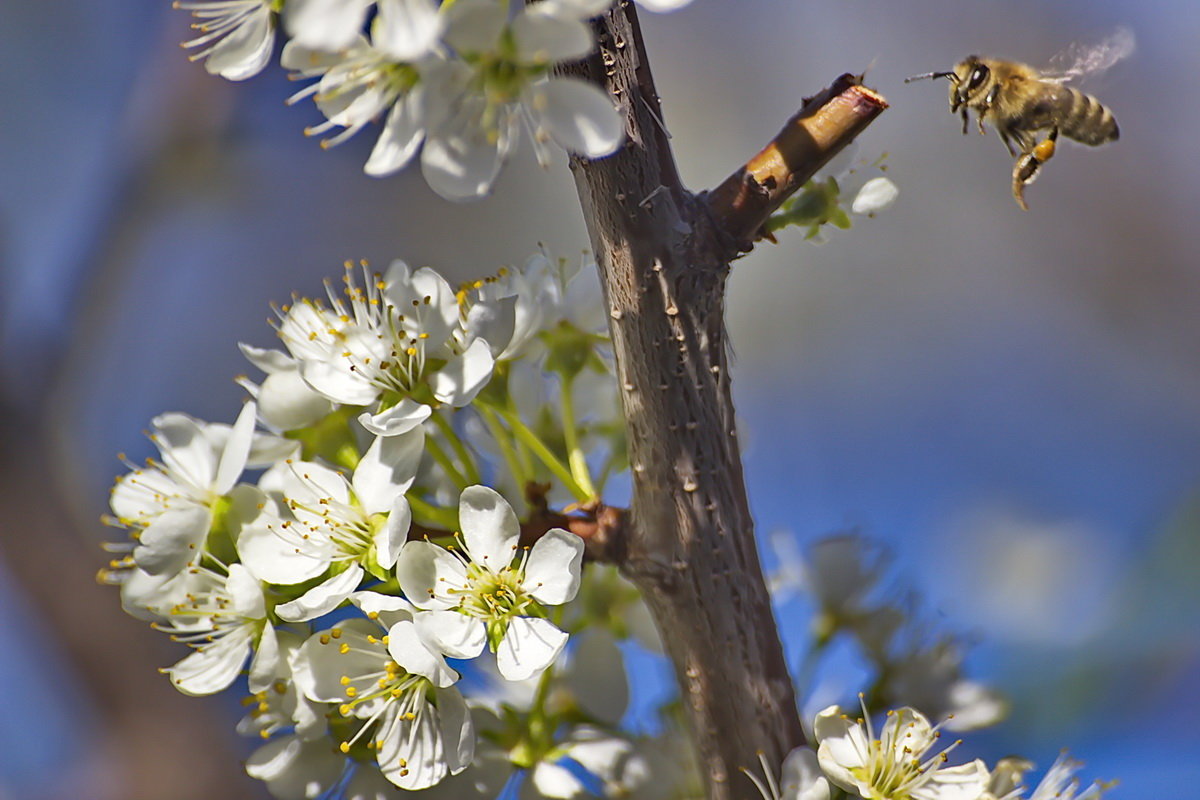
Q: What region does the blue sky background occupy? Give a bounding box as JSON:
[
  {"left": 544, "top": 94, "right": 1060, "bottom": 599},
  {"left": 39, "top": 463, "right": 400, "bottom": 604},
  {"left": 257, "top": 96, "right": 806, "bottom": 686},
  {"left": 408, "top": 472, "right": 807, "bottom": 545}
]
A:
[{"left": 2, "top": 0, "right": 1198, "bottom": 797}]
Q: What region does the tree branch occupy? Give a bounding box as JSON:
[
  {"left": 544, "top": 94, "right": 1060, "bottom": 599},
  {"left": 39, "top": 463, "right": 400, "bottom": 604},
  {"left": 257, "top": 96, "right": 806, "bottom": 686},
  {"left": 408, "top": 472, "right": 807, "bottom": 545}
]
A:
[
  {"left": 706, "top": 74, "right": 889, "bottom": 254},
  {"left": 548, "top": 5, "right": 877, "bottom": 799}
]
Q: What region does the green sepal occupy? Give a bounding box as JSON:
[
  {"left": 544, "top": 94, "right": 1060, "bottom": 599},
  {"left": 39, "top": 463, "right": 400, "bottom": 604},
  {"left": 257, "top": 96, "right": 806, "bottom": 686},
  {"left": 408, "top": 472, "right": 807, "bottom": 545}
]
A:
[
  {"left": 542, "top": 321, "right": 606, "bottom": 381},
  {"left": 486, "top": 618, "right": 509, "bottom": 652}
]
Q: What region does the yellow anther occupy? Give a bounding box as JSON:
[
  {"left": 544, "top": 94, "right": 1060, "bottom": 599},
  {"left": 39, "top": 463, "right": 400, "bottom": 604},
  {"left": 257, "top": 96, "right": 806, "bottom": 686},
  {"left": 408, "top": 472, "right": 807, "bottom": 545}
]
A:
[{"left": 340, "top": 742, "right": 351, "bottom": 754}]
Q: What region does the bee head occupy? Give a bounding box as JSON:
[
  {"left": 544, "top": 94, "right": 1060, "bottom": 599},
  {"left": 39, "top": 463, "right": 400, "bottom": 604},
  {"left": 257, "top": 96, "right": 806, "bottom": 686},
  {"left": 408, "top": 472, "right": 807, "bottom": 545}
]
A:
[{"left": 950, "top": 56, "right": 991, "bottom": 111}]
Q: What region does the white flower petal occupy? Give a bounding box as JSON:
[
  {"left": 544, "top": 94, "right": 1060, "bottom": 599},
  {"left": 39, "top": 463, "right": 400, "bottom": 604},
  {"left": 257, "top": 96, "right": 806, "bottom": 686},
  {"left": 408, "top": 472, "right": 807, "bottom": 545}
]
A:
[
  {"left": 436, "top": 686, "right": 474, "bottom": 775},
  {"left": 238, "top": 518, "right": 333, "bottom": 586},
  {"left": 365, "top": 87, "right": 427, "bottom": 177},
  {"left": 353, "top": 428, "right": 423, "bottom": 515},
  {"left": 246, "top": 735, "right": 346, "bottom": 799},
  {"left": 526, "top": 77, "right": 623, "bottom": 157},
  {"left": 227, "top": 563, "right": 266, "bottom": 619},
  {"left": 396, "top": 540, "right": 468, "bottom": 610},
  {"left": 414, "top": 609, "right": 487, "bottom": 660},
  {"left": 247, "top": 623, "right": 280, "bottom": 695},
  {"left": 781, "top": 747, "right": 831, "bottom": 800},
  {"left": 300, "top": 357, "right": 381, "bottom": 406},
  {"left": 531, "top": 760, "right": 587, "bottom": 799},
  {"left": 357, "top": 398, "right": 432, "bottom": 437},
  {"left": 375, "top": 495, "right": 412, "bottom": 569},
  {"left": 152, "top": 413, "right": 218, "bottom": 490},
  {"left": 214, "top": 401, "right": 258, "bottom": 494},
  {"left": 378, "top": 703, "right": 446, "bottom": 790},
  {"left": 497, "top": 616, "right": 568, "bottom": 681},
  {"left": 284, "top": 0, "right": 373, "bottom": 51},
  {"left": 851, "top": 176, "right": 899, "bottom": 215},
  {"left": 513, "top": 7, "right": 594, "bottom": 63},
  {"left": 387, "top": 619, "right": 459, "bottom": 688},
  {"left": 348, "top": 590, "right": 416, "bottom": 620},
  {"left": 256, "top": 369, "right": 334, "bottom": 431},
  {"left": 133, "top": 506, "right": 212, "bottom": 576},
  {"left": 239, "top": 343, "right": 294, "bottom": 374},
  {"left": 421, "top": 103, "right": 513, "bottom": 200},
  {"left": 167, "top": 625, "right": 254, "bottom": 696},
  {"left": 276, "top": 566, "right": 365, "bottom": 622},
  {"left": 202, "top": 5, "right": 275, "bottom": 82},
  {"left": 431, "top": 337, "right": 495, "bottom": 406},
  {"left": 373, "top": 0, "right": 443, "bottom": 61},
  {"left": 522, "top": 528, "right": 584, "bottom": 605},
  {"left": 405, "top": 267, "right": 461, "bottom": 343},
  {"left": 442, "top": 0, "right": 507, "bottom": 53},
  {"left": 458, "top": 485, "right": 519, "bottom": 570}
]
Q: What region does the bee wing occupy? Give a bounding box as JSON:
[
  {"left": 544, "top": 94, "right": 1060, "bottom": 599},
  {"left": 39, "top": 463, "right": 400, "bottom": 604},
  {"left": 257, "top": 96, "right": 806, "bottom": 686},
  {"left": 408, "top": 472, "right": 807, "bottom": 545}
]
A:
[{"left": 1044, "top": 26, "right": 1135, "bottom": 83}]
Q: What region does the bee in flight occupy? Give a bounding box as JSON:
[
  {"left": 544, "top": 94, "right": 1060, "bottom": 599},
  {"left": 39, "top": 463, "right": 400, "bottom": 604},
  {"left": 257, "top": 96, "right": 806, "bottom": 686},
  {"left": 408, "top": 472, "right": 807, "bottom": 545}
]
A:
[{"left": 905, "top": 28, "right": 1132, "bottom": 210}]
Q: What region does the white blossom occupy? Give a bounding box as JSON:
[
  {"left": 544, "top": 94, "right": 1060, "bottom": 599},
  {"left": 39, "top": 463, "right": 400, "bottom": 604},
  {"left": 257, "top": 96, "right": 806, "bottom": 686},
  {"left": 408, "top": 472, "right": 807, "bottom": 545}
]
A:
[
  {"left": 108, "top": 402, "right": 270, "bottom": 578},
  {"left": 177, "top": 0, "right": 276, "bottom": 81},
  {"left": 814, "top": 703, "right": 990, "bottom": 800},
  {"left": 885, "top": 638, "right": 1008, "bottom": 732},
  {"left": 397, "top": 485, "right": 584, "bottom": 680},
  {"left": 263, "top": 261, "right": 496, "bottom": 417},
  {"left": 160, "top": 564, "right": 276, "bottom": 696},
  {"left": 238, "top": 450, "right": 420, "bottom": 620},
  {"left": 419, "top": 0, "right": 623, "bottom": 199},
  {"left": 292, "top": 594, "right": 473, "bottom": 790}
]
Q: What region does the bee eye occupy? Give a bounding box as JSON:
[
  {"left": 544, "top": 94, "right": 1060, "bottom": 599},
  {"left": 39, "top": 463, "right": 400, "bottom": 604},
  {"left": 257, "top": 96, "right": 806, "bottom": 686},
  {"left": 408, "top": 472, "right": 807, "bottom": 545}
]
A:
[{"left": 967, "top": 65, "right": 989, "bottom": 90}]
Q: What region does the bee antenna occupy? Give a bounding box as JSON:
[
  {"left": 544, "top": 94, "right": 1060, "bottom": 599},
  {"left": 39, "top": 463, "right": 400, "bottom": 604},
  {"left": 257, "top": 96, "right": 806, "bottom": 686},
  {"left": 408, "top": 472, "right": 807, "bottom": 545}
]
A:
[{"left": 904, "top": 70, "right": 958, "bottom": 84}]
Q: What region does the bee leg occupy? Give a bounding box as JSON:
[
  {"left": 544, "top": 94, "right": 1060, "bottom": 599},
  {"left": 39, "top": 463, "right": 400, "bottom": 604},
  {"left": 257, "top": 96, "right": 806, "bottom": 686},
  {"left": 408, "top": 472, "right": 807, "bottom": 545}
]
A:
[
  {"left": 998, "top": 128, "right": 1017, "bottom": 157},
  {"left": 976, "top": 84, "right": 1000, "bottom": 135},
  {"left": 1011, "top": 127, "right": 1059, "bottom": 211}
]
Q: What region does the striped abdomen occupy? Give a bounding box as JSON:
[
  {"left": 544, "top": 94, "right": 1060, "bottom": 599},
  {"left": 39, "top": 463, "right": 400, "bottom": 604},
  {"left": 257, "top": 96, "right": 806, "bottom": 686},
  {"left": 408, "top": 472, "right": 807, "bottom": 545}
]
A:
[{"left": 1028, "top": 83, "right": 1119, "bottom": 145}]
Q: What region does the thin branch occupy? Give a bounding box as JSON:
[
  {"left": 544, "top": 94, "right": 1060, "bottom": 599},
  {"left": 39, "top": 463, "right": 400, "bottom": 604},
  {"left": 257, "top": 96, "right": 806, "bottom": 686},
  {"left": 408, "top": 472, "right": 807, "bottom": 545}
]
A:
[
  {"left": 409, "top": 500, "right": 628, "bottom": 563},
  {"left": 706, "top": 74, "right": 888, "bottom": 254}
]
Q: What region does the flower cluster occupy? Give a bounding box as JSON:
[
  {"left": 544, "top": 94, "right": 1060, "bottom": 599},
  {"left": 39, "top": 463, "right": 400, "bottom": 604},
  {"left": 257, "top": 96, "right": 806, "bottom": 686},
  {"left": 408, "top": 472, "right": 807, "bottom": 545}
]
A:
[
  {"left": 177, "top": 0, "right": 706, "bottom": 199},
  {"left": 101, "top": 252, "right": 629, "bottom": 796}
]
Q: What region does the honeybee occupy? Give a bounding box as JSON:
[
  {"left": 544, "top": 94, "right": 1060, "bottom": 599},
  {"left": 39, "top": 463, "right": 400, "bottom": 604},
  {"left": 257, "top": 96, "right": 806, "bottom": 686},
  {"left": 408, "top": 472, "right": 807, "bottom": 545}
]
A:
[{"left": 906, "top": 28, "right": 1132, "bottom": 209}]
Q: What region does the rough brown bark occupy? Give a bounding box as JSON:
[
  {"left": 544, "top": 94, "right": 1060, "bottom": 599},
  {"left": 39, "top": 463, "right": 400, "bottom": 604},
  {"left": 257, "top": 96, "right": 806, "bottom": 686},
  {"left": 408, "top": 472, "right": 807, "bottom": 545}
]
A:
[{"left": 556, "top": 4, "right": 884, "bottom": 799}]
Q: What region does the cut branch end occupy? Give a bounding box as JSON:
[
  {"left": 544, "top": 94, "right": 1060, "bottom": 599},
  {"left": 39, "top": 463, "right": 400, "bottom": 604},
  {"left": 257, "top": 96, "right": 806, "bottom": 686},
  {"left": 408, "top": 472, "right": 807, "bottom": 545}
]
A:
[{"left": 706, "top": 73, "right": 889, "bottom": 254}]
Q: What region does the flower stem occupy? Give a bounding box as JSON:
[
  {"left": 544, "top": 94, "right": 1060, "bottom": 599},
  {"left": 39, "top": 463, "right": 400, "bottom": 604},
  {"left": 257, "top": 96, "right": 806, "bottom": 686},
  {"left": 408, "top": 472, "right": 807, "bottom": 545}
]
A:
[
  {"left": 559, "top": 375, "right": 597, "bottom": 499},
  {"left": 431, "top": 411, "right": 482, "bottom": 485},
  {"left": 486, "top": 402, "right": 589, "bottom": 502},
  {"left": 425, "top": 436, "right": 469, "bottom": 490},
  {"left": 478, "top": 406, "right": 530, "bottom": 490}
]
